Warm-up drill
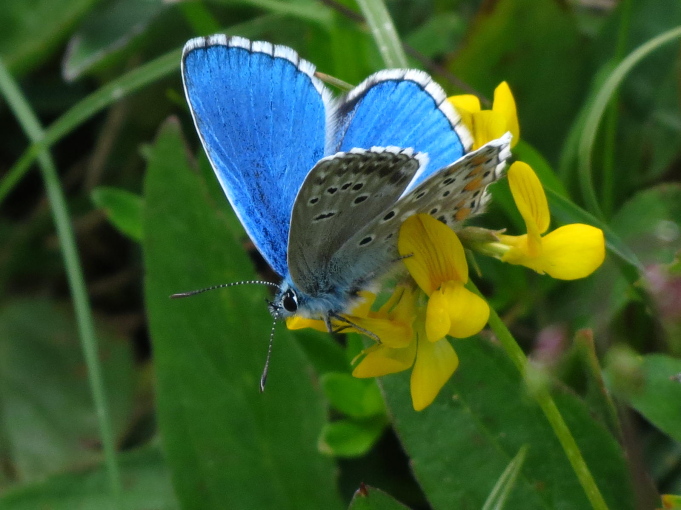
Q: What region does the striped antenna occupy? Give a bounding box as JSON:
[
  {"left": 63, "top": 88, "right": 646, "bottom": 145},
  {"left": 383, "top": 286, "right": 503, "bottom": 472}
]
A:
[
  {"left": 170, "top": 280, "right": 279, "bottom": 299},
  {"left": 260, "top": 311, "right": 279, "bottom": 392}
]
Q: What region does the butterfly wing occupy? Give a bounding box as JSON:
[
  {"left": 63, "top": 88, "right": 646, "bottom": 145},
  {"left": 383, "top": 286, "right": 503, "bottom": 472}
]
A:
[
  {"left": 328, "top": 70, "right": 473, "bottom": 186},
  {"left": 330, "top": 134, "right": 512, "bottom": 281},
  {"left": 287, "top": 148, "right": 426, "bottom": 295},
  {"left": 182, "top": 35, "right": 331, "bottom": 276}
]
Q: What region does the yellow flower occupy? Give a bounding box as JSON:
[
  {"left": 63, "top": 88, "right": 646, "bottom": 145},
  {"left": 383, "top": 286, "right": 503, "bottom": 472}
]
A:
[
  {"left": 497, "top": 162, "right": 605, "bottom": 280},
  {"left": 353, "top": 215, "right": 489, "bottom": 411},
  {"left": 287, "top": 289, "right": 415, "bottom": 348},
  {"left": 448, "top": 81, "right": 520, "bottom": 150}
]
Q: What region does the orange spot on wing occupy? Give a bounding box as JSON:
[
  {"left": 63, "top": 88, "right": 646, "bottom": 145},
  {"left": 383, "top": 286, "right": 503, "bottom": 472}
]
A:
[
  {"left": 464, "top": 177, "right": 483, "bottom": 191},
  {"left": 455, "top": 208, "right": 471, "bottom": 221}
]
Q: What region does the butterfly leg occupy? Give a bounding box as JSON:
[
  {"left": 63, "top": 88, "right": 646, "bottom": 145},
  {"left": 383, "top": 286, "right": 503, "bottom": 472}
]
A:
[{"left": 328, "top": 312, "right": 381, "bottom": 343}]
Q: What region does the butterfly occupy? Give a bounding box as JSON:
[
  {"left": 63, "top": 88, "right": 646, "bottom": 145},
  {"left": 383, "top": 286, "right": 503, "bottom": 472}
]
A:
[{"left": 180, "top": 35, "right": 511, "bottom": 339}]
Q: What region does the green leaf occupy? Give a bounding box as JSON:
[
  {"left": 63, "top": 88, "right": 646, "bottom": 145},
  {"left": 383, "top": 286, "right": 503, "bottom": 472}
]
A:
[
  {"left": 482, "top": 446, "right": 528, "bottom": 510},
  {"left": 348, "top": 484, "right": 411, "bottom": 510},
  {"left": 610, "top": 184, "right": 681, "bottom": 265},
  {"left": 381, "top": 338, "right": 635, "bottom": 510},
  {"left": 0, "top": 445, "right": 178, "bottom": 510},
  {"left": 62, "top": 0, "right": 168, "bottom": 81},
  {"left": 91, "top": 186, "right": 144, "bottom": 242},
  {"left": 605, "top": 351, "right": 681, "bottom": 444},
  {"left": 0, "top": 0, "right": 99, "bottom": 75},
  {"left": 143, "top": 119, "right": 343, "bottom": 510},
  {"left": 0, "top": 300, "right": 135, "bottom": 483},
  {"left": 322, "top": 372, "right": 385, "bottom": 418},
  {"left": 319, "top": 416, "right": 387, "bottom": 458}
]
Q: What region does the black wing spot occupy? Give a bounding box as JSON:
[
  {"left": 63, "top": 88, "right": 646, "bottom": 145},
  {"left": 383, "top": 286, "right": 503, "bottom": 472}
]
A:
[
  {"left": 341, "top": 182, "right": 353, "bottom": 190},
  {"left": 382, "top": 210, "right": 396, "bottom": 221},
  {"left": 442, "top": 190, "right": 451, "bottom": 197},
  {"left": 308, "top": 197, "right": 319, "bottom": 205},
  {"left": 359, "top": 235, "right": 374, "bottom": 246},
  {"left": 437, "top": 215, "right": 447, "bottom": 224},
  {"left": 352, "top": 182, "right": 364, "bottom": 191},
  {"left": 413, "top": 190, "right": 427, "bottom": 201},
  {"left": 313, "top": 211, "right": 336, "bottom": 221},
  {"left": 353, "top": 195, "right": 369, "bottom": 205},
  {"left": 443, "top": 177, "right": 456, "bottom": 185},
  {"left": 483, "top": 171, "right": 491, "bottom": 178},
  {"left": 430, "top": 207, "right": 439, "bottom": 215},
  {"left": 472, "top": 190, "right": 481, "bottom": 198},
  {"left": 386, "top": 233, "right": 394, "bottom": 240},
  {"left": 327, "top": 186, "right": 338, "bottom": 195}
]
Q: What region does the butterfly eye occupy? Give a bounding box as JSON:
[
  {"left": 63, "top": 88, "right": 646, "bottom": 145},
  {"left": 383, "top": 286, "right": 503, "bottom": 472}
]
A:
[{"left": 282, "top": 289, "right": 298, "bottom": 312}]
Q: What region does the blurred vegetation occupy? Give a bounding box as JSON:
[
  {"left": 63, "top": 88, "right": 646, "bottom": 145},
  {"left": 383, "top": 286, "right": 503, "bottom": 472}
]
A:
[{"left": 0, "top": 0, "right": 680, "bottom": 508}]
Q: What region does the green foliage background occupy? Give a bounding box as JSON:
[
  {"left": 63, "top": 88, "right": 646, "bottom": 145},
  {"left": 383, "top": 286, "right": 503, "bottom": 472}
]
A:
[{"left": 0, "top": 0, "right": 680, "bottom": 508}]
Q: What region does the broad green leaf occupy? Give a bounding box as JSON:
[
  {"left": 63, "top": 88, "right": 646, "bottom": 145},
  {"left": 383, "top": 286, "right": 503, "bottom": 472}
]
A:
[
  {"left": 62, "top": 0, "right": 167, "bottom": 81},
  {"left": 91, "top": 186, "right": 144, "bottom": 242},
  {"left": 143, "top": 119, "right": 343, "bottom": 510},
  {"left": 319, "top": 416, "right": 387, "bottom": 458},
  {"left": 0, "top": 445, "right": 178, "bottom": 510},
  {"left": 322, "top": 372, "right": 385, "bottom": 418},
  {"left": 605, "top": 352, "right": 681, "bottom": 444},
  {"left": 381, "top": 338, "right": 635, "bottom": 509},
  {"left": 0, "top": 0, "right": 99, "bottom": 75},
  {"left": 0, "top": 300, "right": 134, "bottom": 483},
  {"left": 348, "top": 484, "right": 411, "bottom": 510}
]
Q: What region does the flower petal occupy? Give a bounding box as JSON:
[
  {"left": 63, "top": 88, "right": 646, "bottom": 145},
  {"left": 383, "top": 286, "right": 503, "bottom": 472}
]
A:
[
  {"left": 399, "top": 214, "right": 468, "bottom": 295},
  {"left": 352, "top": 342, "right": 416, "bottom": 378},
  {"left": 441, "top": 281, "right": 490, "bottom": 338},
  {"left": 426, "top": 287, "right": 451, "bottom": 342},
  {"left": 537, "top": 224, "right": 606, "bottom": 280},
  {"left": 448, "top": 94, "right": 481, "bottom": 113},
  {"left": 493, "top": 82, "right": 519, "bottom": 148},
  {"left": 410, "top": 337, "right": 459, "bottom": 411},
  {"left": 286, "top": 316, "right": 327, "bottom": 332},
  {"left": 470, "top": 110, "right": 507, "bottom": 150},
  {"left": 349, "top": 315, "right": 414, "bottom": 348},
  {"left": 508, "top": 162, "right": 550, "bottom": 253},
  {"left": 448, "top": 94, "right": 481, "bottom": 136}
]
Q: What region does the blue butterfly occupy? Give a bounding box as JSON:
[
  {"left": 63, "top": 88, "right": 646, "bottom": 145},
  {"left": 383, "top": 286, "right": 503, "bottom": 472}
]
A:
[{"left": 181, "top": 35, "right": 510, "bottom": 334}]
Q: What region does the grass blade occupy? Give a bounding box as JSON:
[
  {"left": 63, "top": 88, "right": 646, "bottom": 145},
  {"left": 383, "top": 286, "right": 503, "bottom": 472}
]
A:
[
  {"left": 482, "top": 445, "right": 529, "bottom": 510},
  {"left": 0, "top": 59, "right": 122, "bottom": 505},
  {"left": 578, "top": 25, "right": 681, "bottom": 218},
  {"left": 355, "top": 0, "right": 408, "bottom": 68}
]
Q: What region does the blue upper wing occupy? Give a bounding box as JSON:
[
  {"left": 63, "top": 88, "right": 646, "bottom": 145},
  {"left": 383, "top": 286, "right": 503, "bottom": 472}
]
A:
[
  {"left": 182, "top": 35, "right": 330, "bottom": 276},
  {"left": 328, "top": 69, "right": 472, "bottom": 191}
]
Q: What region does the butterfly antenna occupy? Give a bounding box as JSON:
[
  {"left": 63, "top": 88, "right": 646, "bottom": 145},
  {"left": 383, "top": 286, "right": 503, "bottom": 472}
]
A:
[
  {"left": 170, "top": 280, "right": 279, "bottom": 299},
  {"left": 260, "top": 312, "right": 278, "bottom": 392}
]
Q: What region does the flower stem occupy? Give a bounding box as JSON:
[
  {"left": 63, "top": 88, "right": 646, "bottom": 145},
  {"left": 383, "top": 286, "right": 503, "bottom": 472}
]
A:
[
  {"left": 0, "top": 59, "right": 122, "bottom": 506},
  {"left": 484, "top": 301, "right": 610, "bottom": 510}
]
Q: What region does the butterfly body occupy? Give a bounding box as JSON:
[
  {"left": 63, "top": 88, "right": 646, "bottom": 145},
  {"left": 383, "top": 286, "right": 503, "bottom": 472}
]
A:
[{"left": 182, "top": 35, "right": 511, "bottom": 330}]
